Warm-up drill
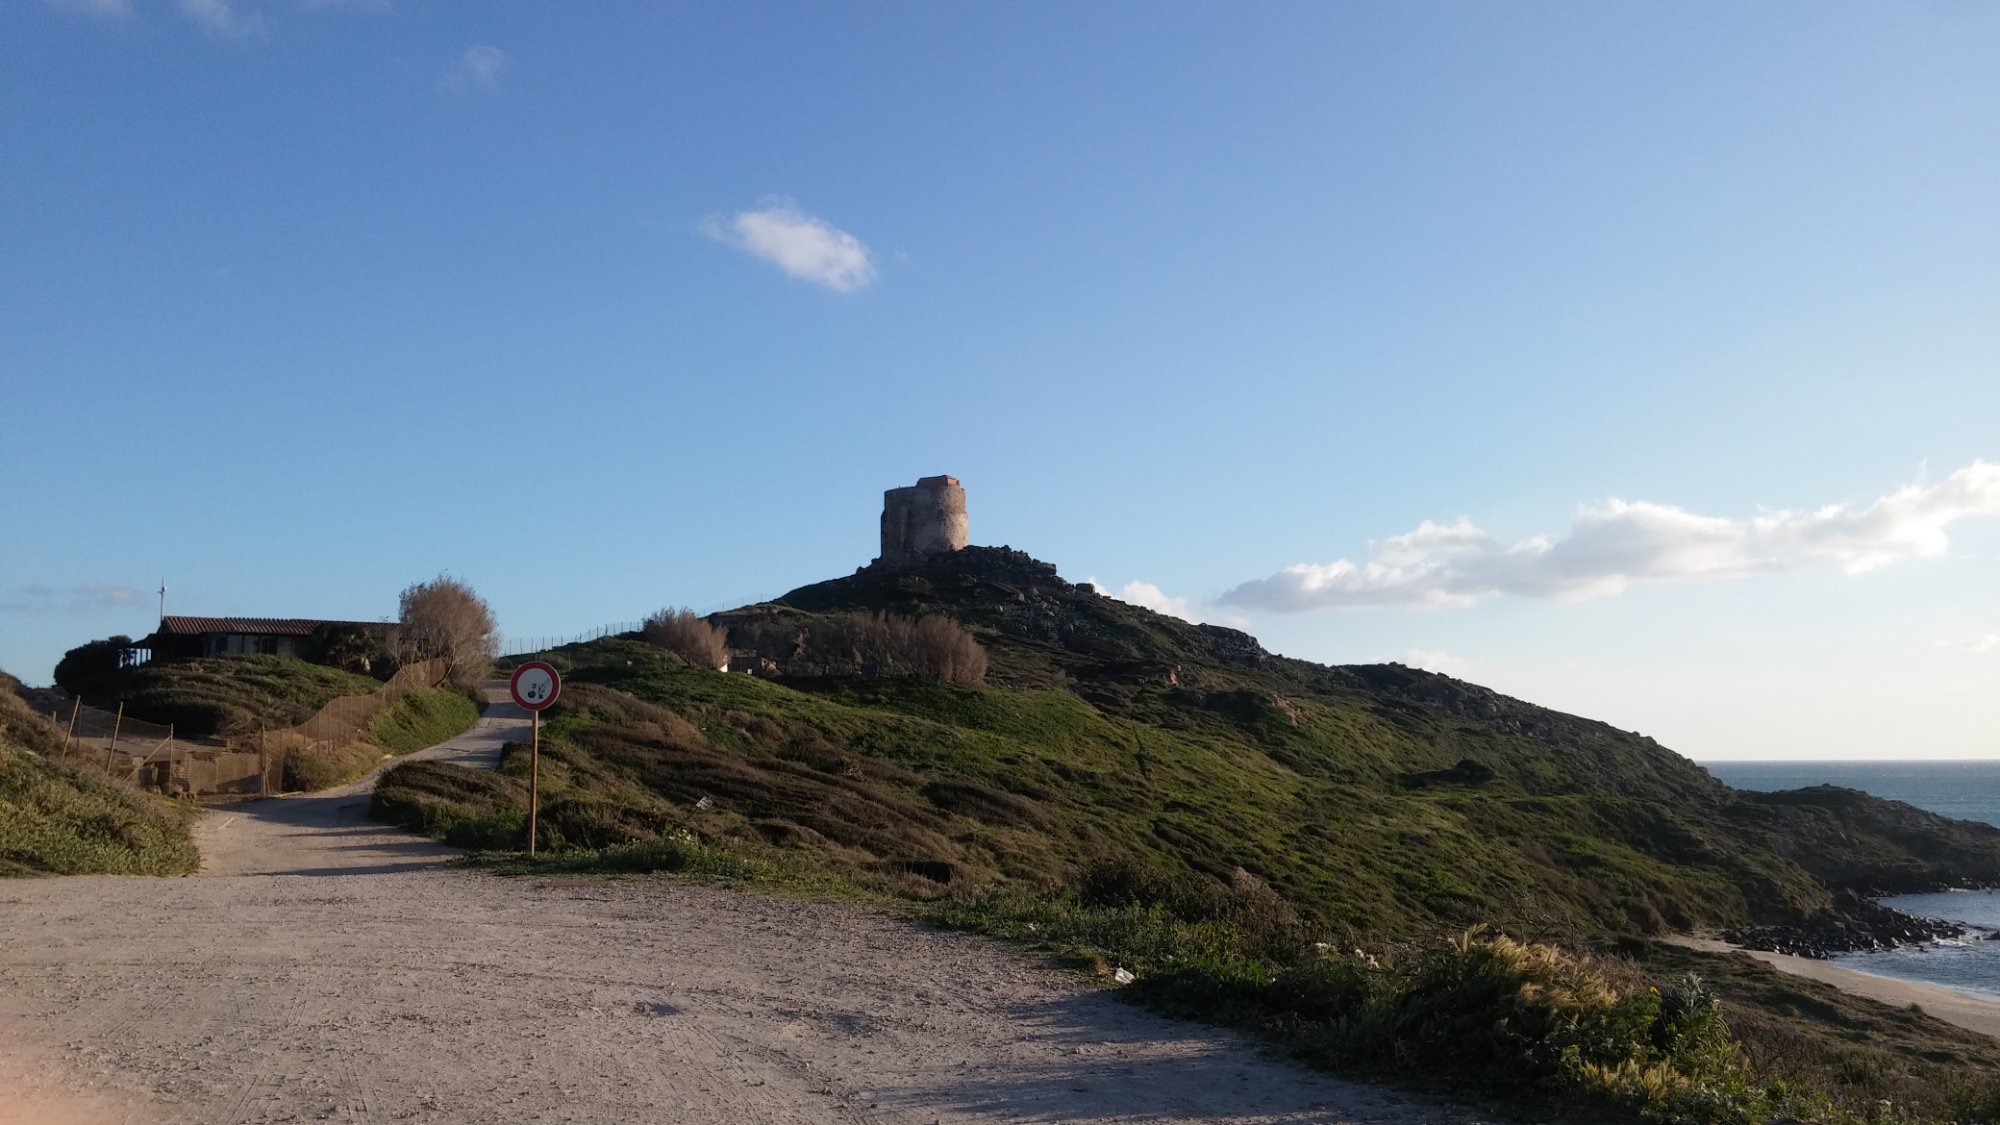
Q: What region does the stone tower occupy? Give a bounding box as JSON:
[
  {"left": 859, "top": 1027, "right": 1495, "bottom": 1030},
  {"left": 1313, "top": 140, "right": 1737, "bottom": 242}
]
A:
[{"left": 875, "top": 475, "right": 969, "bottom": 569}]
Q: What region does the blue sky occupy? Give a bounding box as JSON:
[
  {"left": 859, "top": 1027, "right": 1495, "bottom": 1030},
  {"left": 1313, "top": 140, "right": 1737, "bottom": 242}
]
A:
[{"left": 3, "top": 1, "right": 1996, "bottom": 759}]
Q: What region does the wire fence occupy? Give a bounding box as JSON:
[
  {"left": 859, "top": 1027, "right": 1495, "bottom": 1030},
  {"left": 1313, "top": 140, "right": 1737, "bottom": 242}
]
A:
[
  {"left": 499, "top": 621, "right": 644, "bottom": 658},
  {"left": 48, "top": 700, "right": 183, "bottom": 749},
  {"left": 43, "top": 698, "right": 246, "bottom": 796},
  {"left": 249, "top": 658, "right": 450, "bottom": 793},
  {"left": 41, "top": 658, "right": 450, "bottom": 798},
  {"left": 496, "top": 597, "right": 784, "bottom": 660},
  {"left": 266, "top": 658, "right": 448, "bottom": 748}
]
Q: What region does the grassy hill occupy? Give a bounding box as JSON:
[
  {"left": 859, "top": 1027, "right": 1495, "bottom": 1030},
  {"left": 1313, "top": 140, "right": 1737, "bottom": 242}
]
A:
[
  {"left": 0, "top": 672, "right": 198, "bottom": 876},
  {"left": 66, "top": 655, "right": 381, "bottom": 738},
  {"left": 382, "top": 547, "right": 2000, "bottom": 1122},
  {"left": 426, "top": 548, "right": 1999, "bottom": 942},
  {"left": 281, "top": 684, "right": 481, "bottom": 791},
  {"left": 47, "top": 652, "right": 477, "bottom": 790}
]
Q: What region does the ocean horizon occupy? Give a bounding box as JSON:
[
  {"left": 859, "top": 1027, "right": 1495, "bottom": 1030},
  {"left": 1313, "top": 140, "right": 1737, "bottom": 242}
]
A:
[{"left": 1705, "top": 760, "right": 2000, "bottom": 1002}]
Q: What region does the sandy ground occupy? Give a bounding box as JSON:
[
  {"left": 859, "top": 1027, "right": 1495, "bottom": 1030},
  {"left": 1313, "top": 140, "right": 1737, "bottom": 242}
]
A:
[
  {"left": 1670, "top": 937, "right": 2000, "bottom": 1039},
  {"left": 0, "top": 686, "right": 1487, "bottom": 1125}
]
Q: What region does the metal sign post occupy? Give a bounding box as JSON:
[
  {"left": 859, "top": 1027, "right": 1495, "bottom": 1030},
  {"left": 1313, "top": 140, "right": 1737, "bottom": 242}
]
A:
[
  {"left": 530, "top": 709, "right": 540, "bottom": 855},
  {"left": 507, "top": 661, "right": 562, "bottom": 857}
]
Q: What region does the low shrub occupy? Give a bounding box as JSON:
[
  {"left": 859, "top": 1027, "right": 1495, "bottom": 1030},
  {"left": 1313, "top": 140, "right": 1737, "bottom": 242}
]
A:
[
  {"left": 1226, "top": 935, "right": 1758, "bottom": 1123},
  {"left": 1949, "top": 1078, "right": 2000, "bottom": 1124},
  {"left": 441, "top": 807, "right": 528, "bottom": 850},
  {"left": 535, "top": 796, "right": 659, "bottom": 851},
  {"left": 934, "top": 889, "right": 1768, "bottom": 1125},
  {"left": 1069, "top": 855, "right": 1308, "bottom": 961},
  {"left": 365, "top": 687, "right": 479, "bottom": 754},
  {"left": 730, "top": 611, "right": 987, "bottom": 683},
  {"left": 496, "top": 831, "right": 765, "bottom": 880},
  {"left": 283, "top": 738, "right": 381, "bottom": 792},
  {"left": 0, "top": 733, "right": 198, "bottom": 877},
  {"left": 1632, "top": 939, "right": 2000, "bottom": 1123},
  {"left": 643, "top": 608, "right": 728, "bottom": 670},
  {"left": 373, "top": 759, "right": 527, "bottom": 848},
  {"left": 280, "top": 685, "right": 480, "bottom": 792},
  {"left": 906, "top": 615, "right": 987, "bottom": 684},
  {"left": 0, "top": 671, "right": 196, "bottom": 876}
]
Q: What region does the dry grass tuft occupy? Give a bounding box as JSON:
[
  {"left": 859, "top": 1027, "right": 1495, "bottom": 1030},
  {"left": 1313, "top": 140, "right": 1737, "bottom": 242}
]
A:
[
  {"left": 644, "top": 608, "right": 728, "bottom": 670},
  {"left": 729, "top": 611, "right": 987, "bottom": 683}
]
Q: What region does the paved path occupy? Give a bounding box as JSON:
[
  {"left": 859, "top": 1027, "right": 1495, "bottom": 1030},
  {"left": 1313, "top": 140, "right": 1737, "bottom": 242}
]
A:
[{"left": 0, "top": 686, "right": 1482, "bottom": 1125}]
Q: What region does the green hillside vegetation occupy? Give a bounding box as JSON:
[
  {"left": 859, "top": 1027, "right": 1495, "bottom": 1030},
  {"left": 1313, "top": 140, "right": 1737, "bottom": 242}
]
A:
[
  {"left": 43, "top": 650, "right": 480, "bottom": 792},
  {"left": 367, "top": 687, "right": 481, "bottom": 754},
  {"left": 0, "top": 672, "right": 198, "bottom": 876},
  {"left": 382, "top": 548, "right": 2000, "bottom": 1122},
  {"left": 64, "top": 655, "right": 381, "bottom": 737},
  {"left": 281, "top": 685, "right": 480, "bottom": 792},
  {"left": 1629, "top": 940, "right": 2000, "bottom": 1120}
]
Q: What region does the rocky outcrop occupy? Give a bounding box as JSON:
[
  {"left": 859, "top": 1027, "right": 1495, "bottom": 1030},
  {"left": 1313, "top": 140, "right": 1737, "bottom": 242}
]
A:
[{"left": 1722, "top": 891, "right": 1968, "bottom": 958}]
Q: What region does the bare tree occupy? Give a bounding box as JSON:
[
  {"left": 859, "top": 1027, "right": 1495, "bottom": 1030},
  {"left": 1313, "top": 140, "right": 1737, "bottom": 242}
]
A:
[
  {"left": 398, "top": 574, "right": 496, "bottom": 684},
  {"left": 643, "top": 607, "right": 728, "bottom": 670},
  {"left": 908, "top": 614, "right": 987, "bottom": 684},
  {"left": 736, "top": 610, "right": 986, "bottom": 684}
]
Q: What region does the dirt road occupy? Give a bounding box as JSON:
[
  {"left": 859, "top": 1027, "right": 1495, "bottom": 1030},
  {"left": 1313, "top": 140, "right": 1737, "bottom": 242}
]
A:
[{"left": 0, "top": 689, "right": 1480, "bottom": 1124}]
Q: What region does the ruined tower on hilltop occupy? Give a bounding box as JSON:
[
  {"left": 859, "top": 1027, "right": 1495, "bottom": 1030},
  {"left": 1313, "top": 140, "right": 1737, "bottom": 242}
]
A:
[{"left": 874, "top": 475, "right": 969, "bottom": 569}]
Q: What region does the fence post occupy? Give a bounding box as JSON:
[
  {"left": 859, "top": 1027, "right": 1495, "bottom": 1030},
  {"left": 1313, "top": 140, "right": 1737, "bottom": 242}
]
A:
[
  {"left": 108, "top": 702, "right": 124, "bottom": 758},
  {"left": 63, "top": 698, "right": 81, "bottom": 754}
]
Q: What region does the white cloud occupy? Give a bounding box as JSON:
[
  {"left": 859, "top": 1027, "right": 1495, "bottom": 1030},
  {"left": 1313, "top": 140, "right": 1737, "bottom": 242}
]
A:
[
  {"left": 1096, "top": 578, "right": 1204, "bottom": 624},
  {"left": 1405, "top": 648, "right": 1469, "bottom": 677},
  {"left": 1936, "top": 632, "right": 2000, "bottom": 656},
  {"left": 1221, "top": 461, "right": 2000, "bottom": 612},
  {"left": 0, "top": 582, "right": 145, "bottom": 613},
  {"left": 440, "top": 44, "right": 507, "bottom": 92},
  {"left": 178, "top": 0, "right": 265, "bottom": 37},
  {"left": 703, "top": 200, "right": 876, "bottom": 293},
  {"left": 1086, "top": 577, "right": 1250, "bottom": 629},
  {"left": 44, "top": 0, "right": 131, "bottom": 19}
]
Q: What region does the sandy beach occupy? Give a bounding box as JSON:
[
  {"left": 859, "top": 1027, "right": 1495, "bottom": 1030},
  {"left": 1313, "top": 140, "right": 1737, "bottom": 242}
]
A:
[{"left": 1671, "top": 937, "right": 2000, "bottom": 1039}]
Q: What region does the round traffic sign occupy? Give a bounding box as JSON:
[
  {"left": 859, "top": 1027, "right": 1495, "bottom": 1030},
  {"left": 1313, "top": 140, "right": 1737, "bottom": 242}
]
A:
[{"left": 509, "top": 661, "right": 561, "bottom": 711}]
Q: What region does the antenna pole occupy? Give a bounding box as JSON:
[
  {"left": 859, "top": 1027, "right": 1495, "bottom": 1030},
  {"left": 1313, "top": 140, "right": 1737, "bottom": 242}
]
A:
[{"left": 158, "top": 580, "right": 167, "bottom": 624}]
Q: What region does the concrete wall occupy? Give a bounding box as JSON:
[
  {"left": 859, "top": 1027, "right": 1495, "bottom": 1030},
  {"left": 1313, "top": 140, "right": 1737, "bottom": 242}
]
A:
[{"left": 877, "top": 475, "right": 969, "bottom": 568}]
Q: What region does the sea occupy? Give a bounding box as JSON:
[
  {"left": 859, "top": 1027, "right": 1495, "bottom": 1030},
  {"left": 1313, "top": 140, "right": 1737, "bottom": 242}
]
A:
[{"left": 1705, "top": 760, "right": 2000, "bottom": 1002}]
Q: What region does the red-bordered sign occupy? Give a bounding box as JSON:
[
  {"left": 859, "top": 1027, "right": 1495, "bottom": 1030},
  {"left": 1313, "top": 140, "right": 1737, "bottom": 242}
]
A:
[{"left": 509, "top": 661, "right": 562, "bottom": 712}]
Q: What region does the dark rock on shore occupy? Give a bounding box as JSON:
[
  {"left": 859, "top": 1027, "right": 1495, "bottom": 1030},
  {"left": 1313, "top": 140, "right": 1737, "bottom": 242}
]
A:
[{"left": 1722, "top": 893, "right": 1964, "bottom": 959}]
